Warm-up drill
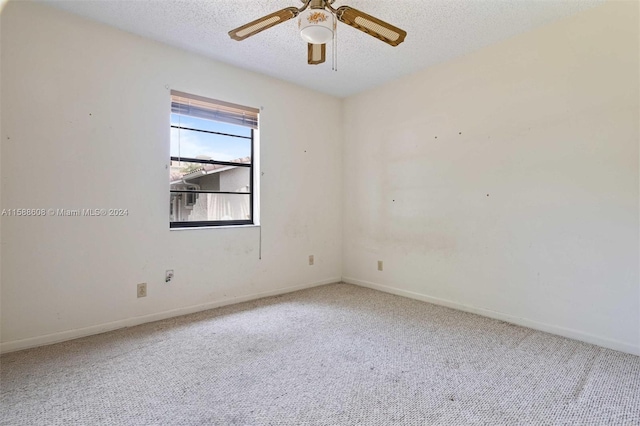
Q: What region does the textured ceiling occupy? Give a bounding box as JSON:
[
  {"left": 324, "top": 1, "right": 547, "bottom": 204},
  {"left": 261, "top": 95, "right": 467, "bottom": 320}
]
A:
[{"left": 41, "top": 0, "right": 604, "bottom": 98}]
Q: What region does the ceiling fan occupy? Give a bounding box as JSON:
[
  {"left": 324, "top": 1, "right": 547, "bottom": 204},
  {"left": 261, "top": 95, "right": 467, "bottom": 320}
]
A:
[{"left": 228, "top": 0, "right": 407, "bottom": 66}]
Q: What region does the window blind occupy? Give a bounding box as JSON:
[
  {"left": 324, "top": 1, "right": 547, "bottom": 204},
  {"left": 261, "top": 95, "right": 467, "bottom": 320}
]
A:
[{"left": 171, "top": 90, "right": 259, "bottom": 129}]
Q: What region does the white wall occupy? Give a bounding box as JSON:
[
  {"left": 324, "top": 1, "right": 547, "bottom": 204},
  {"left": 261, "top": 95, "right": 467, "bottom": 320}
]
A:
[
  {"left": 0, "top": 2, "right": 342, "bottom": 351},
  {"left": 0, "top": 10, "right": 3, "bottom": 342},
  {"left": 342, "top": 1, "right": 639, "bottom": 355}
]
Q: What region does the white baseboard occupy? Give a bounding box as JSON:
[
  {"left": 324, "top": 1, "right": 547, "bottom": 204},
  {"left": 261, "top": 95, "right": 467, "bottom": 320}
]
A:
[
  {"left": 343, "top": 277, "right": 640, "bottom": 356},
  {"left": 0, "top": 277, "right": 340, "bottom": 354}
]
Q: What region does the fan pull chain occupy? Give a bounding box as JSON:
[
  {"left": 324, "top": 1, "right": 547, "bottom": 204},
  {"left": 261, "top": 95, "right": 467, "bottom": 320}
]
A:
[{"left": 332, "top": 18, "right": 338, "bottom": 71}]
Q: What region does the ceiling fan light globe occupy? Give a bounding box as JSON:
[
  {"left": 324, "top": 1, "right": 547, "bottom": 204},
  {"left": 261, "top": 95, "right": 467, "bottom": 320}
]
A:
[
  {"left": 300, "top": 26, "right": 333, "bottom": 44},
  {"left": 298, "top": 9, "right": 334, "bottom": 44}
]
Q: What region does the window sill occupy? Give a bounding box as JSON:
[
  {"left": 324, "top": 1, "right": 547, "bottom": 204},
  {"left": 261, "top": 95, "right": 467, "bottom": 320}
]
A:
[{"left": 169, "top": 224, "right": 260, "bottom": 231}]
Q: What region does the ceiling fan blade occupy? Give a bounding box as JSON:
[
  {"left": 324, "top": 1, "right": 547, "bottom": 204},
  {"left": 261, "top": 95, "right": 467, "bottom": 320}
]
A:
[
  {"left": 229, "top": 7, "right": 299, "bottom": 41},
  {"left": 308, "top": 43, "right": 326, "bottom": 65},
  {"left": 335, "top": 6, "right": 406, "bottom": 47}
]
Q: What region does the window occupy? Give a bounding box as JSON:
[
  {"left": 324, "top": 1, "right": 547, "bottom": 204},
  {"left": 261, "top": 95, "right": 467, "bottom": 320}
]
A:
[{"left": 169, "top": 91, "right": 258, "bottom": 228}]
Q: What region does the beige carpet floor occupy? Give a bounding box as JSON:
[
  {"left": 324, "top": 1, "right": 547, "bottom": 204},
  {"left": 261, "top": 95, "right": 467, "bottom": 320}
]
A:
[{"left": 1, "top": 283, "right": 639, "bottom": 425}]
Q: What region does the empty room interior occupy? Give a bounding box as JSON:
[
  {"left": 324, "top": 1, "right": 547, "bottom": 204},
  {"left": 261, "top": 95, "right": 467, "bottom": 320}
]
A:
[{"left": 1, "top": 0, "right": 639, "bottom": 424}]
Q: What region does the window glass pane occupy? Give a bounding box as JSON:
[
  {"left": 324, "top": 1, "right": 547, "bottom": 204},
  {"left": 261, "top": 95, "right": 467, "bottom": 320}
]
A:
[
  {"left": 170, "top": 126, "right": 251, "bottom": 162},
  {"left": 170, "top": 192, "right": 251, "bottom": 223},
  {"left": 170, "top": 161, "right": 251, "bottom": 192}
]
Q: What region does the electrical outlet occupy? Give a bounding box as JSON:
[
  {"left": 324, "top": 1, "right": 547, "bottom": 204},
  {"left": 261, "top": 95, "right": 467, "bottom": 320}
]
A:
[
  {"left": 165, "top": 269, "right": 174, "bottom": 283},
  {"left": 137, "top": 283, "right": 147, "bottom": 298},
  {"left": 309, "top": 255, "right": 314, "bottom": 266},
  {"left": 378, "top": 261, "right": 383, "bottom": 271}
]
